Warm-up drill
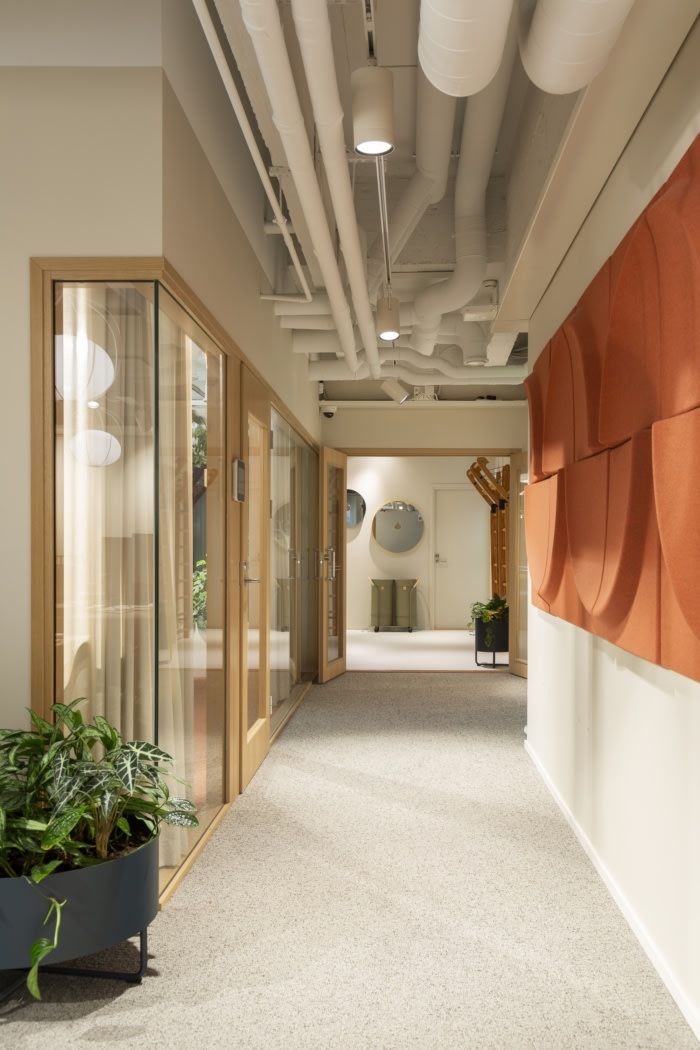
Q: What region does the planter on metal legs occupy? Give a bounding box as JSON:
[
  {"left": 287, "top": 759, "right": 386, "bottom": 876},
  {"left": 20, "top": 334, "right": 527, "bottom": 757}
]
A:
[{"left": 474, "top": 611, "right": 509, "bottom": 667}]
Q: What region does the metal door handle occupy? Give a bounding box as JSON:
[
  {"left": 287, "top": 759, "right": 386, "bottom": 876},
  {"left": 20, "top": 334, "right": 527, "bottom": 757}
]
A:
[{"left": 243, "top": 561, "right": 261, "bottom": 583}]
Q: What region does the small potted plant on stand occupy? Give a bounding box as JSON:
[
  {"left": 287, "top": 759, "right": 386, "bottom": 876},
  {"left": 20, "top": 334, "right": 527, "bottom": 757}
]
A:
[
  {"left": 469, "top": 595, "right": 509, "bottom": 667},
  {"left": 0, "top": 698, "right": 197, "bottom": 1002}
]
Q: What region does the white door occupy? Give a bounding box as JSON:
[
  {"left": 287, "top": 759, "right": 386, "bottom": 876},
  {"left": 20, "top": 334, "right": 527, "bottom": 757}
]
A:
[{"left": 433, "top": 487, "right": 490, "bottom": 629}]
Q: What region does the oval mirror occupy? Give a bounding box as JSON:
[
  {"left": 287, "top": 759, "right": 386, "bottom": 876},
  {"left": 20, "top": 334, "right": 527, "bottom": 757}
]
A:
[
  {"left": 346, "top": 489, "right": 366, "bottom": 528},
  {"left": 372, "top": 500, "right": 424, "bottom": 554}
]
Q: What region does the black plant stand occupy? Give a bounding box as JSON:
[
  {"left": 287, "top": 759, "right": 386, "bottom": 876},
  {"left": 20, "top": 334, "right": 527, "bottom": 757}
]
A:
[
  {"left": 474, "top": 615, "right": 509, "bottom": 668},
  {"left": 0, "top": 929, "right": 148, "bottom": 1006}
]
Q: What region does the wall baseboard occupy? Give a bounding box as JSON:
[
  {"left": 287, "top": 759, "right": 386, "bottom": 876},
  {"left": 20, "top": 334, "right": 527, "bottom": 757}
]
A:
[{"left": 524, "top": 740, "right": 700, "bottom": 1042}]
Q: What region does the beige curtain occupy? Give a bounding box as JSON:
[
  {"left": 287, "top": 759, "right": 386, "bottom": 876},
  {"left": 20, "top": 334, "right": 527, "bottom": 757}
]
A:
[{"left": 60, "top": 283, "right": 155, "bottom": 741}]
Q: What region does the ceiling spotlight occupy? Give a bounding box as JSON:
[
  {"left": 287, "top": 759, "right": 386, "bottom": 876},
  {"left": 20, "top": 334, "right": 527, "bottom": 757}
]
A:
[
  {"left": 376, "top": 292, "right": 401, "bottom": 342},
  {"left": 381, "top": 378, "right": 410, "bottom": 404},
  {"left": 351, "top": 66, "right": 395, "bottom": 156}
]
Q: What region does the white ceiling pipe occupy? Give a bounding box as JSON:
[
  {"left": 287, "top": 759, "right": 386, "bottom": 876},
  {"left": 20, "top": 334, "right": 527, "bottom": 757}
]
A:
[
  {"left": 191, "top": 0, "right": 312, "bottom": 304},
  {"left": 239, "top": 0, "right": 361, "bottom": 375},
  {"left": 289, "top": 0, "right": 381, "bottom": 378},
  {"left": 308, "top": 352, "right": 526, "bottom": 384},
  {"left": 486, "top": 330, "right": 519, "bottom": 366},
  {"left": 292, "top": 330, "right": 361, "bottom": 356},
  {"left": 418, "top": 0, "right": 514, "bottom": 97},
  {"left": 520, "top": 0, "right": 637, "bottom": 95},
  {"left": 367, "top": 71, "right": 456, "bottom": 299},
  {"left": 274, "top": 295, "right": 331, "bottom": 317},
  {"left": 279, "top": 315, "right": 337, "bottom": 330},
  {"left": 411, "top": 6, "right": 518, "bottom": 356}
]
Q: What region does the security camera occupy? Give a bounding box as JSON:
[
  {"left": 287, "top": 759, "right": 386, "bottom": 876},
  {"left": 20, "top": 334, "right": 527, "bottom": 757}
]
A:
[{"left": 321, "top": 404, "right": 338, "bottom": 419}]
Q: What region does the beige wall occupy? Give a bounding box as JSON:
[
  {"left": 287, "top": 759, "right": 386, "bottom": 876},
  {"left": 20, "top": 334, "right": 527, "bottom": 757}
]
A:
[
  {"left": 162, "top": 78, "right": 320, "bottom": 443},
  {"left": 0, "top": 67, "right": 164, "bottom": 729},
  {"left": 346, "top": 457, "right": 492, "bottom": 630},
  {"left": 527, "top": 23, "right": 700, "bottom": 1038},
  {"left": 323, "top": 402, "right": 528, "bottom": 451}
]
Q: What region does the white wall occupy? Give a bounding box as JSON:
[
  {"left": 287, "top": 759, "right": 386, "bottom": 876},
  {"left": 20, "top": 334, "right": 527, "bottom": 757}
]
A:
[
  {"left": 346, "top": 457, "right": 491, "bottom": 630},
  {"left": 0, "top": 67, "right": 164, "bottom": 729},
  {"left": 527, "top": 23, "right": 700, "bottom": 1038},
  {"left": 323, "top": 401, "right": 528, "bottom": 451}
]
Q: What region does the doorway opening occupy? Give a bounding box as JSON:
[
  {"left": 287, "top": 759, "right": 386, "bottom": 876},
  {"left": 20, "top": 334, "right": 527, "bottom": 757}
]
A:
[{"left": 342, "top": 454, "right": 519, "bottom": 672}]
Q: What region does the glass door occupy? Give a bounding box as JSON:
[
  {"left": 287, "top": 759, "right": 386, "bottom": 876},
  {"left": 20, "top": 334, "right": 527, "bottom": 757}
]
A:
[
  {"left": 240, "top": 368, "right": 271, "bottom": 787},
  {"left": 319, "top": 447, "right": 347, "bottom": 682}
]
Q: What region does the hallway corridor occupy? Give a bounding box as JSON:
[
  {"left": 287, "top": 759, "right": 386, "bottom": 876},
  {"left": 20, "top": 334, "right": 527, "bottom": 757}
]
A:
[{"left": 4, "top": 674, "right": 694, "bottom": 1049}]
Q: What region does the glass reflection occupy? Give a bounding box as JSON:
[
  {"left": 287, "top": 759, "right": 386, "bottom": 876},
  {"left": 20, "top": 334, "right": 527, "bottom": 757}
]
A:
[{"left": 270, "top": 410, "right": 318, "bottom": 732}]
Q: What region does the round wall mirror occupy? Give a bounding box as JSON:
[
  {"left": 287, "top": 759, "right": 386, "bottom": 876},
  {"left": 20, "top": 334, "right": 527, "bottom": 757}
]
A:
[
  {"left": 372, "top": 500, "right": 424, "bottom": 554},
  {"left": 346, "top": 489, "right": 366, "bottom": 528}
]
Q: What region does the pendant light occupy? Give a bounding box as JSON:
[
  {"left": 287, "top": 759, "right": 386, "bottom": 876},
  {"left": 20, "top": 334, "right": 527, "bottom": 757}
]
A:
[
  {"left": 376, "top": 292, "right": 401, "bottom": 342},
  {"left": 351, "top": 66, "right": 395, "bottom": 156}
]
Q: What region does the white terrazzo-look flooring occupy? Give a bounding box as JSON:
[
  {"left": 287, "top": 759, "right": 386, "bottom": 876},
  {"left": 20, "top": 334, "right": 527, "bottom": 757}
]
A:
[
  {"left": 347, "top": 628, "right": 508, "bottom": 671},
  {"left": 1, "top": 673, "right": 695, "bottom": 1049}
]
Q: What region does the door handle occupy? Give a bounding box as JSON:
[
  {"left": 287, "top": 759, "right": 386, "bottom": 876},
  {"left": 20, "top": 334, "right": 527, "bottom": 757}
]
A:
[{"left": 242, "top": 561, "right": 261, "bottom": 583}]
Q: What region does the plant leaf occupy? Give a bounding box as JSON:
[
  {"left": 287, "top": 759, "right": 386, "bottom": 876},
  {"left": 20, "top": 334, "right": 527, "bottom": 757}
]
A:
[
  {"left": 41, "top": 805, "right": 85, "bottom": 850},
  {"left": 163, "top": 810, "right": 199, "bottom": 828},
  {"left": 113, "top": 749, "right": 138, "bottom": 792},
  {"left": 167, "top": 797, "right": 196, "bottom": 813},
  {"left": 123, "top": 740, "right": 173, "bottom": 765},
  {"left": 26, "top": 897, "right": 64, "bottom": 1000},
  {"left": 29, "top": 859, "right": 63, "bottom": 884}
]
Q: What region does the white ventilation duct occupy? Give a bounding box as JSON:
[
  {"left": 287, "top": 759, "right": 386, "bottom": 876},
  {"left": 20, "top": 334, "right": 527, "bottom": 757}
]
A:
[
  {"left": 290, "top": 0, "right": 382, "bottom": 378},
  {"left": 418, "top": 0, "right": 515, "bottom": 97},
  {"left": 520, "top": 0, "right": 637, "bottom": 95},
  {"left": 367, "top": 72, "right": 456, "bottom": 298},
  {"left": 239, "top": 0, "right": 363, "bottom": 375},
  {"left": 411, "top": 6, "right": 518, "bottom": 356},
  {"left": 307, "top": 352, "right": 526, "bottom": 385}
]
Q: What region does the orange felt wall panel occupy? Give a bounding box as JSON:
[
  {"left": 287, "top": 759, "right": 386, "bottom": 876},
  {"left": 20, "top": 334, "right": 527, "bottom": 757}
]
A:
[{"left": 525, "top": 134, "right": 699, "bottom": 682}]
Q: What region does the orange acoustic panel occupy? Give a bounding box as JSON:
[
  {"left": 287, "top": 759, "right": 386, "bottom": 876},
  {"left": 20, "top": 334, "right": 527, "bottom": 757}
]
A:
[
  {"left": 541, "top": 330, "right": 575, "bottom": 475},
  {"left": 647, "top": 136, "right": 700, "bottom": 420},
  {"left": 524, "top": 342, "right": 551, "bottom": 482},
  {"left": 565, "top": 261, "right": 610, "bottom": 461},
  {"left": 653, "top": 407, "right": 700, "bottom": 680},
  {"left": 599, "top": 216, "right": 661, "bottom": 445},
  {"left": 524, "top": 472, "right": 567, "bottom": 611},
  {"left": 526, "top": 134, "right": 699, "bottom": 683}
]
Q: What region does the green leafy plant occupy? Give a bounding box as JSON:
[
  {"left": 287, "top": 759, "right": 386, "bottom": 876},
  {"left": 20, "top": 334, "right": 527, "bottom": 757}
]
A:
[
  {"left": 0, "top": 698, "right": 198, "bottom": 998},
  {"left": 192, "top": 418, "right": 207, "bottom": 469},
  {"left": 192, "top": 558, "right": 207, "bottom": 630},
  {"left": 469, "top": 594, "right": 508, "bottom": 648}
]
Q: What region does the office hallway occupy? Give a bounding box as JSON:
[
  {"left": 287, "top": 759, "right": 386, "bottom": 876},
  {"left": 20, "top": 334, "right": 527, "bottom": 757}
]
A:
[{"left": 3, "top": 673, "right": 694, "bottom": 1049}]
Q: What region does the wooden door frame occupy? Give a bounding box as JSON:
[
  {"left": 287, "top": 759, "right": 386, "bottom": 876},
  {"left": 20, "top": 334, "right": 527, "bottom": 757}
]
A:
[
  {"left": 30, "top": 257, "right": 323, "bottom": 904},
  {"left": 343, "top": 449, "right": 527, "bottom": 673},
  {"left": 240, "top": 367, "right": 272, "bottom": 789},
  {"left": 319, "top": 447, "right": 347, "bottom": 682}
]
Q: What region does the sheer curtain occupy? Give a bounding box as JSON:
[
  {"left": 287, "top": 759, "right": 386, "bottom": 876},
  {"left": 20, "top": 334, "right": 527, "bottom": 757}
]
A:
[{"left": 57, "top": 282, "right": 155, "bottom": 741}]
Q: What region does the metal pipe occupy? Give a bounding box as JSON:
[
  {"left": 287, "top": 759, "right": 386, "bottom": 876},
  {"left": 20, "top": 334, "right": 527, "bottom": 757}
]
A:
[{"left": 191, "top": 0, "right": 312, "bottom": 304}]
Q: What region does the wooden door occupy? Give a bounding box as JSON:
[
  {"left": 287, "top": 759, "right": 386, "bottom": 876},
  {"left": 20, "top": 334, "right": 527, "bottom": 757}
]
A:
[
  {"left": 240, "top": 368, "right": 271, "bottom": 787},
  {"left": 319, "top": 447, "right": 347, "bottom": 682}
]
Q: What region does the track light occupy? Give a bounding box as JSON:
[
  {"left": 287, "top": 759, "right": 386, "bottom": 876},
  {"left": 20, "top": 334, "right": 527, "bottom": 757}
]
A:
[
  {"left": 351, "top": 66, "right": 395, "bottom": 156},
  {"left": 381, "top": 378, "right": 410, "bottom": 404},
  {"left": 376, "top": 292, "right": 401, "bottom": 342}
]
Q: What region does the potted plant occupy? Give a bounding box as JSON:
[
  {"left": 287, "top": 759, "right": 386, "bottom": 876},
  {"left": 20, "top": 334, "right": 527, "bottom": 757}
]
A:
[
  {"left": 469, "top": 595, "right": 509, "bottom": 665},
  {"left": 0, "top": 698, "right": 197, "bottom": 999}
]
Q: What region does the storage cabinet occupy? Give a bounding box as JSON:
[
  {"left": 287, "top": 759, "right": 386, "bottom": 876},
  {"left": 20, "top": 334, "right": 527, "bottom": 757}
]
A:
[{"left": 370, "top": 579, "right": 417, "bottom": 631}]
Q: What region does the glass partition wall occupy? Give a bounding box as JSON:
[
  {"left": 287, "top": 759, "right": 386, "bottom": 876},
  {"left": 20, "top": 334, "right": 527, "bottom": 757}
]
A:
[
  {"left": 54, "top": 281, "right": 227, "bottom": 891},
  {"left": 269, "top": 409, "right": 318, "bottom": 734}
]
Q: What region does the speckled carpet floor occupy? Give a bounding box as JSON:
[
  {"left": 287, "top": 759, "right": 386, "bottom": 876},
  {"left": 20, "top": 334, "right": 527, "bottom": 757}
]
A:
[{"left": 1, "top": 673, "right": 695, "bottom": 1049}]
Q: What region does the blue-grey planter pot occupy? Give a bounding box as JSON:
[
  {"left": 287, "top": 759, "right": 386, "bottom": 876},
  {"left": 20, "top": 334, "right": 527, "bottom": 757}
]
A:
[{"left": 0, "top": 836, "right": 159, "bottom": 970}]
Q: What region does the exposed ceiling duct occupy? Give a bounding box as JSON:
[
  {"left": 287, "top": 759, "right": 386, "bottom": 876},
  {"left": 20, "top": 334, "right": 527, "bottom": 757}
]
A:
[
  {"left": 520, "top": 0, "right": 638, "bottom": 95},
  {"left": 307, "top": 353, "right": 526, "bottom": 385},
  {"left": 410, "top": 5, "right": 518, "bottom": 356},
  {"left": 289, "top": 0, "right": 382, "bottom": 378},
  {"left": 418, "top": 0, "right": 515, "bottom": 97},
  {"left": 238, "top": 0, "right": 363, "bottom": 376}
]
